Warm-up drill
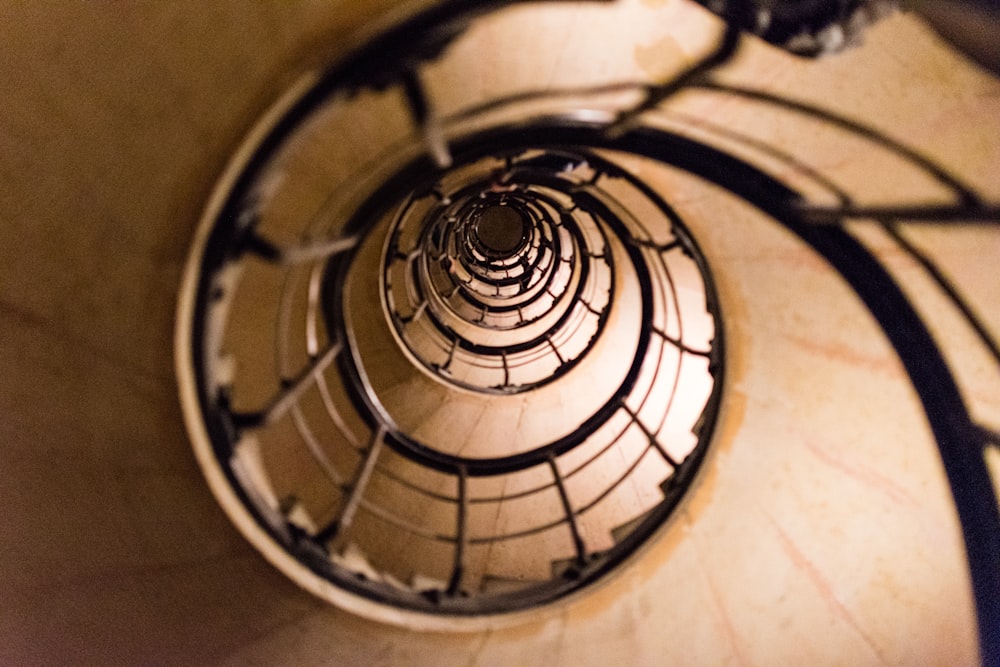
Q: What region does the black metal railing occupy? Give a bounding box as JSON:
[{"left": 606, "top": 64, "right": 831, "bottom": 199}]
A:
[
  {"left": 177, "top": 0, "right": 1000, "bottom": 660},
  {"left": 382, "top": 151, "right": 617, "bottom": 394}
]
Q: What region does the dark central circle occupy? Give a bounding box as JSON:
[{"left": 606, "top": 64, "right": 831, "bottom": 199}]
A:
[{"left": 474, "top": 205, "right": 527, "bottom": 254}]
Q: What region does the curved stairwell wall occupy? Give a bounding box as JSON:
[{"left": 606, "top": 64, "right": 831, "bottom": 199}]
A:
[{"left": 3, "top": 1, "right": 999, "bottom": 664}]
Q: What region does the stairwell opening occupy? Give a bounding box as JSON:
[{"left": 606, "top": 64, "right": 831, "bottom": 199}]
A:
[
  {"left": 178, "top": 110, "right": 726, "bottom": 621},
  {"left": 175, "top": 2, "right": 728, "bottom": 623},
  {"left": 173, "top": 0, "right": 1000, "bottom": 644}
]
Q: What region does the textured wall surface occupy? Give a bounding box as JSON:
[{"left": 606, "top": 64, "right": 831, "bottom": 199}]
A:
[{"left": 2, "top": 1, "right": 998, "bottom": 664}]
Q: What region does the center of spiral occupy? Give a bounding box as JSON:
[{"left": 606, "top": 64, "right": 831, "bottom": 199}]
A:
[{"left": 474, "top": 205, "right": 526, "bottom": 255}]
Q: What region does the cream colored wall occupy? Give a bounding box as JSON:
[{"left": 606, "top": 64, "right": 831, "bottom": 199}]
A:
[{"left": 2, "top": 1, "right": 998, "bottom": 665}]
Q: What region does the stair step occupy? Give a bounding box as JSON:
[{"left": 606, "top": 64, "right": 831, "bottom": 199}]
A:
[
  {"left": 280, "top": 495, "right": 319, "bottom": 535},
  {"left": 610, "top": 508, "right": 656, "bottom": 545},
  {"left": 410, "top": 573, "right": 449, "bottom": 593},
  {"left": 329, "top": 542, "right": 383, "bottom": 582},
  {"left": 229, "top": 435, "right": 285, "bottom": 532},
  {"left": 478, "top": 574, "right": 542, "bottom": 594}
]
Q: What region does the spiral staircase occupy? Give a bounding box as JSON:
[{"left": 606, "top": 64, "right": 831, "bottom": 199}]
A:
[{"left": 3, "top": 1, "right": 999, "bottom": 664}]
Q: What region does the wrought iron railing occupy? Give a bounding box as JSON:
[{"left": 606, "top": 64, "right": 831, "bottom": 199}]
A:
[{"left": 176, "top": 0, "right": 1000, "bottom": 659}]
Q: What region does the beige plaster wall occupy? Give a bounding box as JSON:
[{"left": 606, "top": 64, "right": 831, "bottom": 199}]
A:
[{"left": 2, "top": 1, "right": 997, "bottom": 665}]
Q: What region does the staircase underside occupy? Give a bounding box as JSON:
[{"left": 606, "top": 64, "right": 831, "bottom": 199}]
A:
[{"left": 3, "top": 2, "right": 999, "bottom": 664}]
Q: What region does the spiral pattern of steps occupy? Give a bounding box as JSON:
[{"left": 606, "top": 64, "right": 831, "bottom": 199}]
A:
[
  {"left": 187, "top": 92, "right": 724, "bottom": 614},
  {"left": 7, "top": 1, "right": 999, "bottom": 663}
]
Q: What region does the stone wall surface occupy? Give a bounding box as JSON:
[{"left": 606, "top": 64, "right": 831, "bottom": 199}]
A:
[{"left": 1, "top": 1, "right": 997, "bottom": 665}]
